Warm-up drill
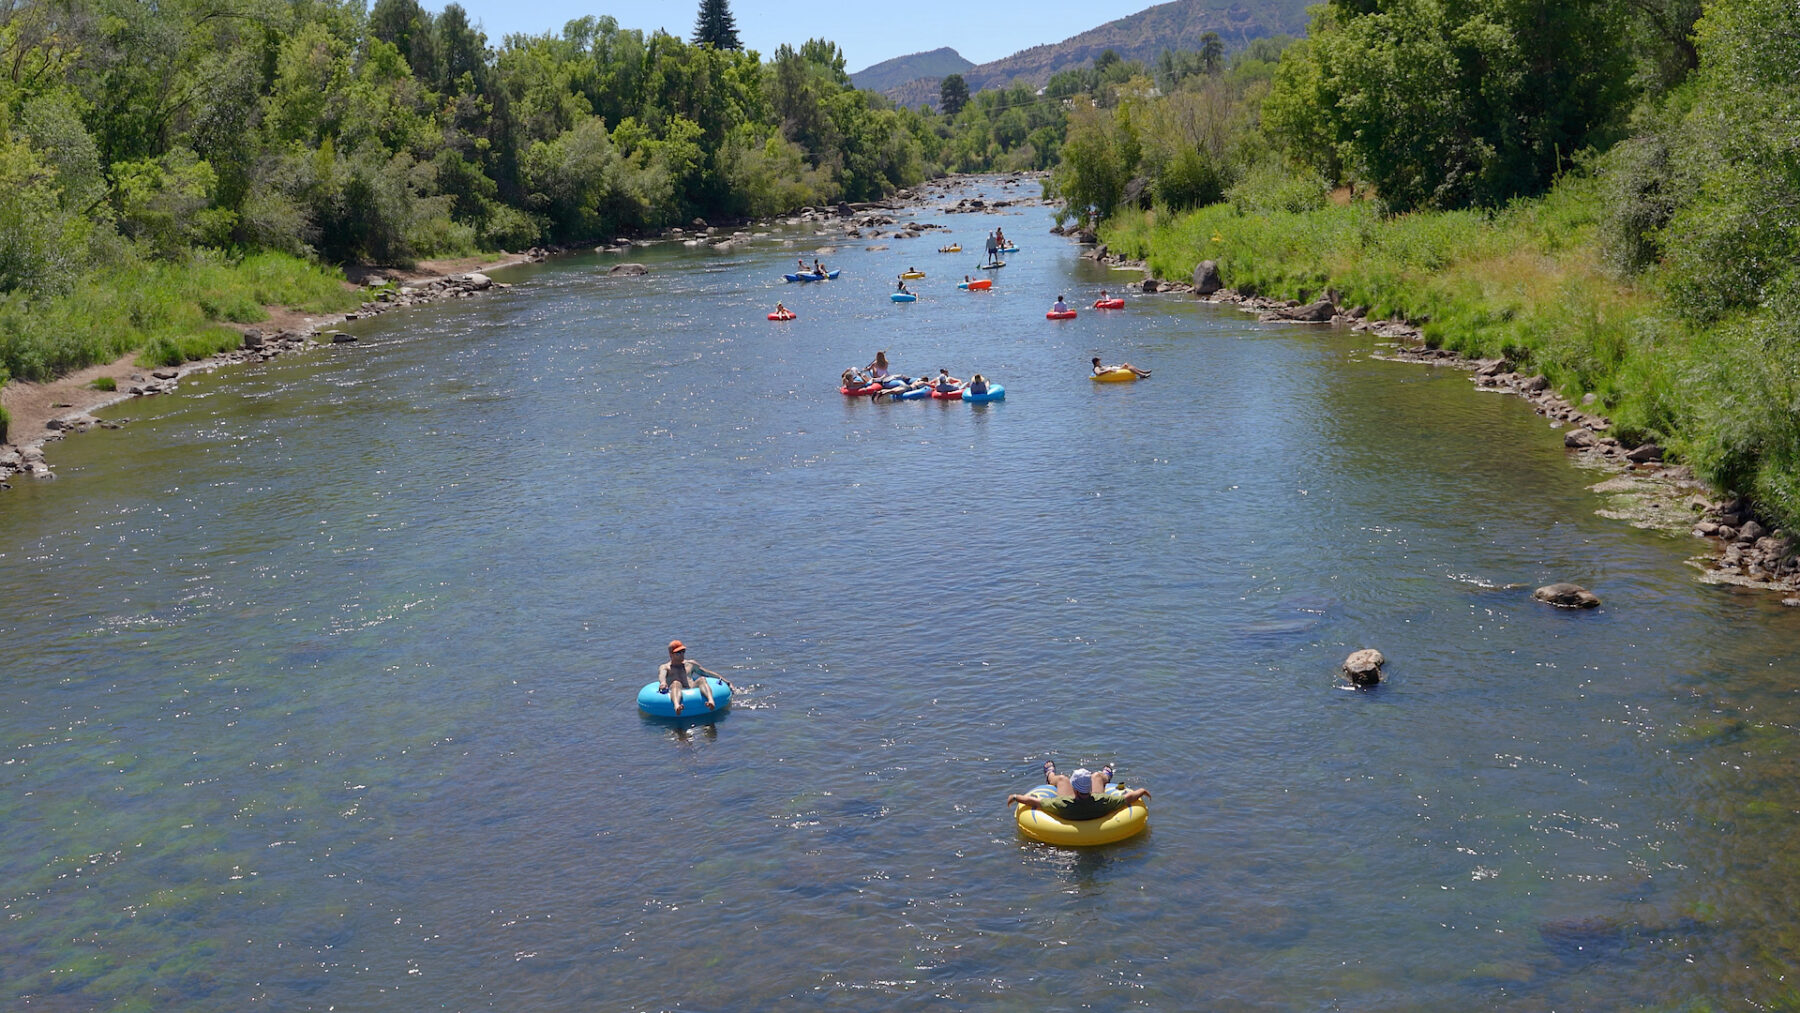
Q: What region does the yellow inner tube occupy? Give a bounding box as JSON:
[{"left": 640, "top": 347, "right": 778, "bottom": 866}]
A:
[
  {"left": 1013, "top": 785, "right": 1149, "bottom": 845},
  {"left": 1092, "top": 368, "right": 1139, "bottom": 383},
  {"left": 900, "top": 271, "right": 927, "bottom": 279},
  {"left": 938, "top": 245, "right": 961, "bottom": 253}
]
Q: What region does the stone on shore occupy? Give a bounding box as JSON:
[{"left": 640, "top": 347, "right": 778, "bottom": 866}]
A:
[
  {"left": 1271, "top": 299, "right": 1336, "bottom": 323},
  {"left": 1341, "top": 649, "right": 1385, "bottom": 686},
  {"left": 1193, "top": 260, "right": 1223, "bottom": 295},
  {"left": 1565, "top": 428, "right": 1598, "bottom": 448},
  {"left": 1534, "top": 583, "right": 1601, "bottom": 608},
  {"left": 608, "top": 263, "right": 650, "bottom": 276},
  {"left": 462, "top": 273, "right": 492, "bottom": 290},
  {"left": 1625, "top": 442, "right": 1664, "bottom": 463}
]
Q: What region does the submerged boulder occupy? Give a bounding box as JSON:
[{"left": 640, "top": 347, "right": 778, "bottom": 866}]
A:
[
  {"left": 1533, "top": 583, "right": 1600, "bottom": 609},
  {"left": 1341, "top": 649, "right": 1386, "bottom": 686},
  {"left": 608, "top": 263, "right": 650, "bottom": 276}
]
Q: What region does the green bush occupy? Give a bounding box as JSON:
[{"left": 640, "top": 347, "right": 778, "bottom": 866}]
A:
[
  {"left": 92, "top": 376, "right": 116, "bottom": 391},
  {"left": 0, "top": 402, "right": 9, "bottom": 444}
]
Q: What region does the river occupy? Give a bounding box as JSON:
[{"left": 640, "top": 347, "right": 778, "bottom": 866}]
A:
[{"left": 3, "top": 178, "right": 1798, "bottom": 1010}]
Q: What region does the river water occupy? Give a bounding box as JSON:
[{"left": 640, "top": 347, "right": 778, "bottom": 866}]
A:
[{"left": 4, "top": 178, "right": 1799, "bottom": 1011}]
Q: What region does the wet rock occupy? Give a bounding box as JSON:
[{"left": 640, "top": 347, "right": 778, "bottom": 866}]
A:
[
  {"left": 1341, "top": 649, "right": 1385, "bottom": 686},
  {"left": 1272, "top": 299, "right": 1337, "bottom": 323},
  {"left": 1193, "top": 260, "right": 1223, "bottom": 295},
  {"left": 1625, "top": 442, "right": 1664, "bottom": 463},
  {"left": 1141, "top": 278, "right": 1161, "bottom": 293},
  {"left": 1534, "top": 583, "right": 1601, "bottom": 609},
  {"left": 151, "top": 368, "right": 179, "bottom": 380},
  {"left": 462, "top": 273, "right": 492, "bottom": 290},
  {"left": 608, "top": 263, "right": 650, "bottom": 276},
  {"left": 330, "top": 332, "right": 357, "bottom": 343}
]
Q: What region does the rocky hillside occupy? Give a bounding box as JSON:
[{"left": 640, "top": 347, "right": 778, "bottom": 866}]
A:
[
  {"left": 849, "top": 47, "right": 975, "bottom": 95},
  {"left": 867, "top": 0, "right": 1311, "bottom": 107}
]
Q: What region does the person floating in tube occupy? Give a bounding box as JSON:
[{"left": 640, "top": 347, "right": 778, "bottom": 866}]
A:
[{"left": 658, "top": 640, "right": 729, "bottom": 715}]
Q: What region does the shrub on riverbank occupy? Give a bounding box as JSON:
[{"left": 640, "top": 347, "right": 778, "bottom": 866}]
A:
[
  {"left": 1101, "top": 175, "right": 1800, "bottom": 534},
  {"left": 0, "top": 252, "right": 358, "bottom": 382}
]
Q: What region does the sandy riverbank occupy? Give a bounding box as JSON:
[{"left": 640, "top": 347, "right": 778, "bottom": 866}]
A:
[{"left": 0, "top": 252, "right": 532, "bottom": 482}]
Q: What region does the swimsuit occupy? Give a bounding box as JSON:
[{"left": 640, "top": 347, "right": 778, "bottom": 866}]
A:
[{"left": 1041, "top": 794, "right": 1127, "bottom": 821}]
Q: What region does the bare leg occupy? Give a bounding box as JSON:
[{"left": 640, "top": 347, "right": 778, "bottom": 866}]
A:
[
  {"left": 698, "top": 678, "right": 716, "bottom": 709},
  {"left": 1091, "top": 768, "right": 1113, "bottom": 793},
  {"left": 1048, "top": 773, "right": 1075, "bottom": 797}
]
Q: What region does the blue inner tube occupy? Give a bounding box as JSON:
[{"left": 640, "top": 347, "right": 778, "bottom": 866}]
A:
[
  {"left": 890, "top": 292, "right": 917, "bottom": 302},
  {"left": 637, "top": 677, "right": 732, "bottom": 719},
  {"left": 963, "top": 384, "right": 1005, "bottom": 402},
  {"left": 893, "top": 385, "right": 933, "bottom": 399}
]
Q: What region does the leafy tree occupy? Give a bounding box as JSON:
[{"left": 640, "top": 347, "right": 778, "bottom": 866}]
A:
[
  {"left": 370, "top": 0, "right": 438, "bottom": 84},
  {"left": 939, "top": 73, "right": 968, "bottom": 116},
  {"left": 1657, "top": 0, "right": 1800, "bottom": 320},
  {"left": 0, "top": 127, "right": 92, "bottom": 295},
  {"left": 1268, "top": 0, "right": 1635, "bottom": 211},
  {"left": 1199, "top": 32, "right": 1224, "bottom": 75},
  {"left": 1052, "top": 102, "right": 1126, "bottom": 216},
  {"left": 433, "top": 4, "right": 489, "bottom": 95},
  {"left": 691, "top": 0, "right": 740, "bottom": 50}
]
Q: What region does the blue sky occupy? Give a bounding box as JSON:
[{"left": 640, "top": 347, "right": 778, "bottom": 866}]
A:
[{"left": 450, "top": 0, "right": 1159, "bottom": 72}]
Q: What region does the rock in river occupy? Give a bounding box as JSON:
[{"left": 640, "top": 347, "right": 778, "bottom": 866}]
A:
[
  {"left": 1533, "top": 583, "right": 1600, "bottom": 608},
  {"left": 1341, "top": 649, "right": 1385, "bottom": 686}
]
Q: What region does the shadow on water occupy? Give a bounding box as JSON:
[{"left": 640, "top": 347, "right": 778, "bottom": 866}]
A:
[{"left": 637, "top": 709, "right": 729, "bottom": 742}]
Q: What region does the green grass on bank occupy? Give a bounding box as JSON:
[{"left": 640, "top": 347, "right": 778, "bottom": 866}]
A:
[
  {"left": 0, "top": 251, "right": 361, "bottom": 383},
  {"left": 1103, "top": 178, "right": 1800, "bottom": 533}
]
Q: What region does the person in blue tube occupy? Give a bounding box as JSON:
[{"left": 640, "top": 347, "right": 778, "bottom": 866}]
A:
[{"left": 658, "top": 640, "right": 729, "bottom": 716}]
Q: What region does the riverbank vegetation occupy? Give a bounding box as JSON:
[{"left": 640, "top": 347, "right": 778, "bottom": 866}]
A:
[{"left": 1066, "top": 0, "right": 1800, "bottom": 532}]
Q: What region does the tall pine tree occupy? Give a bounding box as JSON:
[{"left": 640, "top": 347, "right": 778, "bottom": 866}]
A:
[{"left": 692, "top": 0, "right": 741, "bottom": 49}]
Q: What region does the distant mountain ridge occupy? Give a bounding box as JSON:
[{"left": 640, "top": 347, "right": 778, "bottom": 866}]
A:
[
  {"left": 849, "top": 47, "right": 974, "bottom": 94},
  {"left": 862, "top": 0, "right": 1312, "bottom": 109}
]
